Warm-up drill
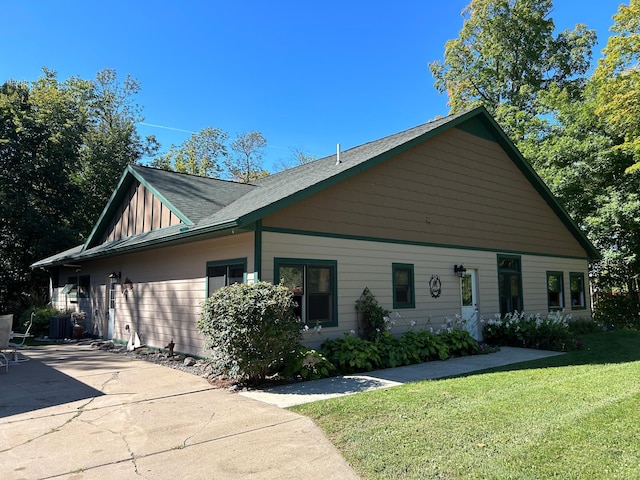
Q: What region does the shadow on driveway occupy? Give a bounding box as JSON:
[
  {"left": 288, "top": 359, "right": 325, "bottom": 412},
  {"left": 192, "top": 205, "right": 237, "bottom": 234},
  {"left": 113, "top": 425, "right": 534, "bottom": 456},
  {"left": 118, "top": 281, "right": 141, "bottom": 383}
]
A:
[{"left": 0, "top": 349, "right": 106, "bottom": 417}]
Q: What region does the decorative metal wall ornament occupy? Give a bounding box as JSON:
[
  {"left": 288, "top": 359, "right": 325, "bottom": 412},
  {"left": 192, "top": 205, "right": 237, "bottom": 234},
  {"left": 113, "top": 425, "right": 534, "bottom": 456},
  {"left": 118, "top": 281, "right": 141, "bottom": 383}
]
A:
[{"left": 429, "top": 275, "right": 442, "bottom": 298}]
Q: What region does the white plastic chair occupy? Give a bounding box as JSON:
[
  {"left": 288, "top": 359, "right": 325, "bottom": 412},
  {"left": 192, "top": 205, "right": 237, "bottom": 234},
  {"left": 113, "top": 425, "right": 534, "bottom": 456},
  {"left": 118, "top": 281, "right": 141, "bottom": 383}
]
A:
[
  {"left": 0, "top": 314, "right": 12, "bottom": 373},
  {"left": 8, "top": 311, "right": 34, "bottom": 362}
]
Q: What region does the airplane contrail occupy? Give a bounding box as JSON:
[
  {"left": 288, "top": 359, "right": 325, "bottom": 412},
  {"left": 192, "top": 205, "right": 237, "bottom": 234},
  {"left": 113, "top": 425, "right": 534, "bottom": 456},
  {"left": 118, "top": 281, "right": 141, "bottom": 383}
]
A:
[{"left": 138, "top": 122, "right": 195, "bottom": 134}]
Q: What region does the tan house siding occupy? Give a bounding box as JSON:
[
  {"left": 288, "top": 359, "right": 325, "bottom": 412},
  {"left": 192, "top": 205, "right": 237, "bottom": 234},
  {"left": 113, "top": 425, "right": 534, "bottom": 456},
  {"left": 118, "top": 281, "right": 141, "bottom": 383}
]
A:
[
  {"left": 263, "top": 128, "right": 587, "bottom": 259},
  {"left": 51, "top": 232, "right": 254, "bottom": 356},
  {"left": 102, "top": 180, "right": 182, "bottom": 244},
  {"left": 262, "top": 231, "right": 590, "bottom": 348}
]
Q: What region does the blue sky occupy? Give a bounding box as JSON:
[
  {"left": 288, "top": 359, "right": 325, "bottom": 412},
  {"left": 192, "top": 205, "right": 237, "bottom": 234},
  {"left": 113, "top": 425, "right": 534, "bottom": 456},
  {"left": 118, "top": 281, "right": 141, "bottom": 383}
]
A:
[{"left": 1, "top": 1, "right": 622, "bottom": 171}]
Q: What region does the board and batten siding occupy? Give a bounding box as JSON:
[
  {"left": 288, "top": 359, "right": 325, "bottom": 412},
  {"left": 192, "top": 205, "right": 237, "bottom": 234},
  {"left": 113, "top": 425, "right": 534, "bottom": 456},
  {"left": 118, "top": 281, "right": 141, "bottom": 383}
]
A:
[
  {"left": 262, "top": 231, "right": 590, "bottom": 347},
  {"left": 101, "top": 180, "right": 182, "bottom": 244},
  {"left": 263, "top": 127, "right": 587, "bottom": 260}
]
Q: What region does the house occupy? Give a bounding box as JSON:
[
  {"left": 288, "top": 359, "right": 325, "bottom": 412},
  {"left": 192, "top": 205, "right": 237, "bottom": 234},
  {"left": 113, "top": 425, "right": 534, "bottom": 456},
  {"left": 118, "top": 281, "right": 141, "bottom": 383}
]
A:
[{"left": 32, "top": 106, "right": 598, "bottom": 356}]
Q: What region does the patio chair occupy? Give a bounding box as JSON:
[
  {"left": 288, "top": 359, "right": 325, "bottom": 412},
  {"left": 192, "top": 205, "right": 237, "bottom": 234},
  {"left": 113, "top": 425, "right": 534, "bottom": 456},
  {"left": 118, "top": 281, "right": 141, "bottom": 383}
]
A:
[
  {"left": 8, "top": 311, "right": 34, "bottom": 362},
  {"left": 0, "top": 314, "right": 12, "bottom": 373}
]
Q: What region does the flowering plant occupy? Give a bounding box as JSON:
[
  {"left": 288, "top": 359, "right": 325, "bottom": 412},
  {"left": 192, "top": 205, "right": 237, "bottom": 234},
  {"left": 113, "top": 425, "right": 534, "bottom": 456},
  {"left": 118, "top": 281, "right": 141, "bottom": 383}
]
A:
[{"left": 482, "top": 311, "right": 580, "bottom": 351}]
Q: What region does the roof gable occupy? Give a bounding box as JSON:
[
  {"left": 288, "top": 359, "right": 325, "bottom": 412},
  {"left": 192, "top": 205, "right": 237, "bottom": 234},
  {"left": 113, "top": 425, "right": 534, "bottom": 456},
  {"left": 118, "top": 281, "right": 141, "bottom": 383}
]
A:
[
  {"left": 33, "top": 106, "right": 599, "bottom": 267},
  {"left": 84, "top": 165, "right": 255, "bottom": 250}
]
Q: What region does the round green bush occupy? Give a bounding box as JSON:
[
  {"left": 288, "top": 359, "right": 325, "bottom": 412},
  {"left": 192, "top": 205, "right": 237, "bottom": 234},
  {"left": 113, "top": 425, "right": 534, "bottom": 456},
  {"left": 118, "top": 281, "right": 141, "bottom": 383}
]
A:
[{"left": 197, "top": 281, "right": 302, "bottom": 383}]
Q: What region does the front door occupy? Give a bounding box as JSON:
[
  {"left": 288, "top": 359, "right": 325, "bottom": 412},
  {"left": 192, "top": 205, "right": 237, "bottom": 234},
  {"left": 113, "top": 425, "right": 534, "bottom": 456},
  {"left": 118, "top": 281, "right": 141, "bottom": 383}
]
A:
[
  {"left": 107, "top": 277, "right": 116, "bottom": 339},
  {"left": 460, "top": 269, "right": 479, "bottom": 340}
]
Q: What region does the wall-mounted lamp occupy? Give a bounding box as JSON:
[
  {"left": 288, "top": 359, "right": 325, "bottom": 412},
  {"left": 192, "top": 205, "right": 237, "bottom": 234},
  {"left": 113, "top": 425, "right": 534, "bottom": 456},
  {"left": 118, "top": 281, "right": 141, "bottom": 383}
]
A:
[
  {"left": 454, "top": 265, "right": 467, "bottom": 278},
  {"left": 109, "top": 271, "right": 121, "bottom": 280}
]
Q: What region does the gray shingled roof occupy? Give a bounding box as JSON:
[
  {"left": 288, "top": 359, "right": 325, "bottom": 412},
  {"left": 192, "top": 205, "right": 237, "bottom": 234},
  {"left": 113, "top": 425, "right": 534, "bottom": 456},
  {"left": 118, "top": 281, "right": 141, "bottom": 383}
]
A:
[
  {"left": 198, "top": 112, "right": 460, "bottom": 226},
  {"left": 30, "top": 106, "right": 600, "bottom": 268},
  {"left": 128, "top": 165, "right": 255, "bottom": 224}
]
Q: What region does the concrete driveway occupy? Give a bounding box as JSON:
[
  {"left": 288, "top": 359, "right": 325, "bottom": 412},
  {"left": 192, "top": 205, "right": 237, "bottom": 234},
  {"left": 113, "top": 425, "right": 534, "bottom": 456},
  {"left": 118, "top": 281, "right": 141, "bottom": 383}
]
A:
[{"left": 0, "top": 344, "right": 358, "bottom": 480}]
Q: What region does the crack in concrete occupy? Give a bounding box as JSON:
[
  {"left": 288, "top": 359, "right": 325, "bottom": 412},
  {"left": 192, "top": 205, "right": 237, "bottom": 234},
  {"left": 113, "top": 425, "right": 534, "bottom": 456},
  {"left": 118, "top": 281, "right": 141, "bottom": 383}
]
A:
[
  {"left": 0, "top": 372, "right": 122, "bottom": 454},
  {"left": 182, "top": 409, "right": 216, "bottom": 447}
]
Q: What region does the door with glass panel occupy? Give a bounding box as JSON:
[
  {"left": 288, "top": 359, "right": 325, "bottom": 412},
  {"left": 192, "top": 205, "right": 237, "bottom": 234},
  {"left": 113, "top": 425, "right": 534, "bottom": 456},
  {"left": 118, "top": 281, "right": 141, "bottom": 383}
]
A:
[{"left": 460, "top": 269, "right": 479, "bottom": 339}]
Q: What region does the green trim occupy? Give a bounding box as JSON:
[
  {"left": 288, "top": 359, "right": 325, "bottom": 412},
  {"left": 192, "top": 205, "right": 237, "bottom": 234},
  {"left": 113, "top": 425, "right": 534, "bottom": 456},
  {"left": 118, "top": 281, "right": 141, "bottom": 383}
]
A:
[
  {"left": 273, "top": 257, "right": 338, "bottom": 328},
  {"left": 254, "top": 220, "right": 262, "bottom": 281},
  {"left": 459, "top": 112, "right": 599, "bottom": 261},
  {"left": 392, "top": 263, "right": 415, "bottom": 309},
  {"left": 237, "top": 107, "right": 598, "bottom": 261},
  {"left": 262, "top": 226, "right": 591, "bottom": 261},
  {"left": 546, "top": 271, "right": 565, "bottom": 312},
  {"left": 456, "top": 116, "right": 498, "bottom": 142},
  {"left": 84, "top": 165, "right": 194, "bottom": 250},
  {"left": 205, "top": 257, "right": 247, "bottom": 296},
  {"left": 569, "top": 271, "right": 587, "bottom": 310},
  {"left": 497, "top": 254, "right": 523, "bottom": 316}
]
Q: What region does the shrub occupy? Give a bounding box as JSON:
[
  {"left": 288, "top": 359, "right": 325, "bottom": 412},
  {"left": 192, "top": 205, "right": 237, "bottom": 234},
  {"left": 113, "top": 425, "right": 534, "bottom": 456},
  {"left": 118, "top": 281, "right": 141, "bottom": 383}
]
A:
[
  {"left": 401, "top": 329, "right": 450, "bottom": 361},
  {"left": 593, "top": 292, "right": 640, "bottom": 330},
  {"left": 197, "top": 281, "right": 302, "bottom": 383},
  {"left": 355, "top": 287, "right": 389, "bottom": 340},
  {"left": 280, "top": 346, "right": 336, "bottom": 380},
  {"left": 25, "top": 306, "right": 67, "bottom": 338},
  {"left": 440, "top": 328, "right": 479, "bottom": 356},
  {"left": 375, "top": 333, "right": 420, "bottom": 368},
  {"left": 483, "top": 311, "right": 578, "bottom": 351},
  {"left": 322, "top": 333, "right": 382, "bottom": 373}
]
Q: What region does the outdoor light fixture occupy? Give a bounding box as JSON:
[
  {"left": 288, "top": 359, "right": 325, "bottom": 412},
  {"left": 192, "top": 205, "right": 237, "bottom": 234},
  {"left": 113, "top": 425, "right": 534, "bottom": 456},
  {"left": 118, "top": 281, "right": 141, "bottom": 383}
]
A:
[
  {"left": 454, "top": 265, "right": 467, "bottom": 278},
  {"left": 109, "top": 271, "right": 121, "bottom": 280}
]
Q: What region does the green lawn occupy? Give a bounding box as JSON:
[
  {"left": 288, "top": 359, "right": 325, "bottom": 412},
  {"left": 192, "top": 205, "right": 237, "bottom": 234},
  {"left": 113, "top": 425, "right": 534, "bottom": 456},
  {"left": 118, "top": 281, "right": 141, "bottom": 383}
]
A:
[{"left": 291, "top": 331, "right": 640, "bottom": 479}]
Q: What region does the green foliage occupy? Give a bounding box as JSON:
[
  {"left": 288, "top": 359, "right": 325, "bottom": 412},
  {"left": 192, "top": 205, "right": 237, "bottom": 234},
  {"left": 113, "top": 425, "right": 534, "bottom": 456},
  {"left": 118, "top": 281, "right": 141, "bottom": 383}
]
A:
[
  {"left": 0, "top": 68, "right": 157, "bottom": 313},
  {"left": 197, "top": 281, "right": 302, "bottom": 384},
  {"left": 439, "top": 328, "right": 480, "bottom": 356},
  {"left": 27, "top": 306, "right": 68, "bottom": 338},
  {"left": 429, "top": 0, "right": 595, "bottom": 128},
  {"left": 322, "top": 326, "right": 480, "bottom": 374},
  {"left": 482, "top": 311, "right": 579, "bottom": 351},
  {"left": 593, "top": 292, "right": 640, "bottom": 330},
  {"left": 280, "top": 346, "right": 336, "bottom": 380},
  {"left": 354, "top": 287, "right": 389, "bottom": 340},
  {"left": 294, "top": 332, "right": 640, "bottom": 480},
  {"left": 151, "top": 126, "right": 228, "bottom": 177},
  {"left": 321, "top": 333, "right": 382, "bottom": 373}
]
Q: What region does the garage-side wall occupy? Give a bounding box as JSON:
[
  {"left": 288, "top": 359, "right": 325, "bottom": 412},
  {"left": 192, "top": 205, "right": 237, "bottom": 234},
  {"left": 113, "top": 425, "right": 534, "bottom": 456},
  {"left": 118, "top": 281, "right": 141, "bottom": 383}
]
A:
[{"left": 50, "top": 232, "right": 255, "bottom": 356}]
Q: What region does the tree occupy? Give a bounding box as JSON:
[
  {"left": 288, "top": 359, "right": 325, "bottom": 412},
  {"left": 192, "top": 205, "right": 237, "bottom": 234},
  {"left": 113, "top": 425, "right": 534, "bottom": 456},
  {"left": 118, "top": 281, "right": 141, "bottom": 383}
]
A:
[
  {"left": 0, "top": 68, "right": 157, "bottom": 313},
  {"left": 151, "top": 127, "right": 228, "bottom": 177},
  {"left": 429, "top": 0, "right": 595, "bottom": 140},
  {"left": 77, "top": 69, "right": 159, "bottom": 234},
  {"left": 273, "top": 146, "right": 317, "bottom": 172},
  {"left": 592, "top": 0, "right": 640, "bottom": 173},
  {"left": 226, "top": 131, "right": 269, "bottom": 182},
  {"left": 0, "top": 72, "right": 87, "bottom": 311}
]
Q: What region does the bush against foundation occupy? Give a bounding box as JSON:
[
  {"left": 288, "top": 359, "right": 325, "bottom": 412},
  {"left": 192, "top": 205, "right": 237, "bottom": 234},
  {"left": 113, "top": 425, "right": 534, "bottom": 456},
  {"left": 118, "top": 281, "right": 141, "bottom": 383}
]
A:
[{"left": 198, "top": 281, "right": 302, "bottom": 383}]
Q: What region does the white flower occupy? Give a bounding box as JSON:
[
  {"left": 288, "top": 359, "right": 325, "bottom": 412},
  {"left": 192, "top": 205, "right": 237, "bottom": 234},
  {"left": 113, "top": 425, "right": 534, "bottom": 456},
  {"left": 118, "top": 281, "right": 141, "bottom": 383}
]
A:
[{"left": 350, "top": 329, "right": 356, "bottom": 335}]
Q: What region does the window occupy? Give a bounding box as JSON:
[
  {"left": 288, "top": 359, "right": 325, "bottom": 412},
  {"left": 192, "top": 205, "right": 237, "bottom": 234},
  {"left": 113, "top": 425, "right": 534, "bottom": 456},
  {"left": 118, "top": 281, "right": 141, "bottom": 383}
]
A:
[
  {"left": 547, "top": 271, "right": 564, "bottom": 310},
  {"left": 393, "top": 263, "right": 415, "bottom": 309},
  {"left": 63, "top": 275, "right": 90, "bottom": 301},
  {"left": 275, "top": 258, "right": 337, "bottom": 327},
  {"left": 570, "top": 272, "right": 586, "bottom": 309},
  {"left": 497, "top": 255, "right": 522, "bottom": 316},
  {"left": 207, "top": 258, "right": 246, "bottom": 296}
]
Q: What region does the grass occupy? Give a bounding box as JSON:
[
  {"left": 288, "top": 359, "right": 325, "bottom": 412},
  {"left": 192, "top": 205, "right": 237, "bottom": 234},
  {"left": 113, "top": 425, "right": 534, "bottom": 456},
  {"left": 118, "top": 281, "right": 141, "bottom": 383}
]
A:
[{"left": 291, "top": 331, "right": 640, "bottom": 479}]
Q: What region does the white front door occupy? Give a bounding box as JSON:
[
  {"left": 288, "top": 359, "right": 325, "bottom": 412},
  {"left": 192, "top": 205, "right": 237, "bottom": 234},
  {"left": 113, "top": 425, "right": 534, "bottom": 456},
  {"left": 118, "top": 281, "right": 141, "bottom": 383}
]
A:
[
  {"left": 460, "top": 269, "right": 479, "bottom": 340},
  {"left": 107, "top": 277, "right": 116, "bottom": 339}
]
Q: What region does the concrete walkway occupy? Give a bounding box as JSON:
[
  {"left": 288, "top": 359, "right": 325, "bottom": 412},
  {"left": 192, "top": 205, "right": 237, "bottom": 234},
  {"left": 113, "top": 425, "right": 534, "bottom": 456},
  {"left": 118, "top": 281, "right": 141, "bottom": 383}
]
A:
[
  {"left": 0, "top": 344, "right": 358, "bottom": 480},
  {"left": 0, "top": 344, "right": 562, "bottom": 479},
  {"left": 241, "top": 347, "right": 564, "bottom": 408}
]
